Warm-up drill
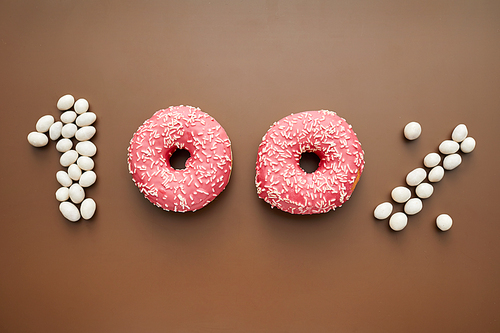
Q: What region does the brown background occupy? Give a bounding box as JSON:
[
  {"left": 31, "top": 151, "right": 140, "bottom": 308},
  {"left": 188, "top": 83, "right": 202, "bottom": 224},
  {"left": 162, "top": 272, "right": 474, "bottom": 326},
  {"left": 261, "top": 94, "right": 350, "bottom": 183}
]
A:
[{"left": 1, "top": 1, "right": 499, "bottom": 332}]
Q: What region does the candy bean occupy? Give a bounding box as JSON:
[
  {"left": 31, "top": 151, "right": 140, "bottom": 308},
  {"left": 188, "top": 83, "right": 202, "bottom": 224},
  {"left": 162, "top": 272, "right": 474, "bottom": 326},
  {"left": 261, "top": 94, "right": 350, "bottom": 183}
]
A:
[
  {"left": 423, "top": 153, "right": 441, "bottom": 168},
  {"left": 80, "top": 198, "right": 96, "bottom": 220},
  {"left": 35, "top": 115, "right": 54, "bottom": 132},
  {"left": 61, "top": 111, "right": 77, "bottom": 124},
  {"left": 406, "top": 168, "right": 427, "bottom": 186},
  {"left": 27, "top": 132, "right": 48, "bottom": 147},
  {"left": 404, "top": 122, "right": 421, "bottom": 140},
  {"left": 428, "top": 166, "right": 445, "bottom": 182},
  {"left": 461, "top": 137, "right": 476, "bottom": 153},
  {"left": 75, "top": 126, "right": 96, "bottom": 141},
  {"left": 76, "top": 112, "right": 96, "bottom": 126},
  {"left": 391, "top": 186, "right": 411, "bottom": 203},
  {"left": 389, "top": 212, "right": 408, "bottom": 231},
  {"left": 443, "top": 154, "right": 462, "bottom": 170},
  {"left": 74, "top": 98, "right": 89, "bottom": 114},
  {"left": 439, "top": 140, "right": 459, "bottom": 154},
  {"left": 451, "top": 124, "right": 468, "bottom": 143},
  {"left": 60, "top": 150, "right": 79, "bottom": 167},
  {"left": 76, "top": 141, "right": 97, "bottom": 157},
  {"left": 79, "top": 171, "right": 97, "bottom": 187},
  {"left": 69, "top": 183, "right": 85, "bottom": 204},
  {"left": 374, "top": 202, "right": 393, "bottom": 220},
  {"left": 49, "top": 121, "right": 63, "bottom": 140},
  {"left": 57, "top": 94, "right": 75, "bottom": 111},
  {"left": 59, "top": 201, "right": 80, "bottom": 222}
]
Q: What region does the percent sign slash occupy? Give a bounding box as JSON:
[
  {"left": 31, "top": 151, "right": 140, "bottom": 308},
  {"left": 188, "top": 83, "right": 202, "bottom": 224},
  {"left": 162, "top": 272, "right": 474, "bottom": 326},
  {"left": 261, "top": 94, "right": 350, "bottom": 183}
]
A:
[{"left": 373, "top": 122, "right": 476, "bottom": 231}]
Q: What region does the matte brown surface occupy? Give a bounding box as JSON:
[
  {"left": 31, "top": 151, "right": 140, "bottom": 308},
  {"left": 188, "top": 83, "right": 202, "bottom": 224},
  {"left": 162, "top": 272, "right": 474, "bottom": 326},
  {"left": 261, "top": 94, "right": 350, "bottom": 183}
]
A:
[{"left": 1, "top": 1, "right": 499, "bottom": 332}]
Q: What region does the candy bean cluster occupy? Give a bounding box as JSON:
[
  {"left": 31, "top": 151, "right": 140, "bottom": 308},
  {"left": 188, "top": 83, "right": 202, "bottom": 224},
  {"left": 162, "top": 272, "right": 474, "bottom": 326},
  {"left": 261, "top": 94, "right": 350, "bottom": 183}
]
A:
[
  {"left": 374, "top": 122, "right": 476, "bottom": 231},
  {"left": 27, "top": 94, "right": 97, "bottom": 222}
]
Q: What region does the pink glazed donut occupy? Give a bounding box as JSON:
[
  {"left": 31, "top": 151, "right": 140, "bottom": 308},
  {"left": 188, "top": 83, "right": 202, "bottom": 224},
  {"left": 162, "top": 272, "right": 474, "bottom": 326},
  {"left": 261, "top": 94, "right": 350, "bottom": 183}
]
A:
[
  {"left": 255, "top": 110, "right": 364, "bottom": 215},
  {"left": 128, "top": 105, "right": 232, "bottom": 212}
]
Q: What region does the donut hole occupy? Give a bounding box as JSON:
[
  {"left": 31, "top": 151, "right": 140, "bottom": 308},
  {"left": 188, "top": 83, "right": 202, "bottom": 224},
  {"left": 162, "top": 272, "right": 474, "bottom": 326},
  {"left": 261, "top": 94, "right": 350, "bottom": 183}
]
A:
[
  {"left": 299, "top": 151, "right": 321, "bottom": 173},
  {"left": 169, "top": 148, "right": 191, "bottom": 170}
]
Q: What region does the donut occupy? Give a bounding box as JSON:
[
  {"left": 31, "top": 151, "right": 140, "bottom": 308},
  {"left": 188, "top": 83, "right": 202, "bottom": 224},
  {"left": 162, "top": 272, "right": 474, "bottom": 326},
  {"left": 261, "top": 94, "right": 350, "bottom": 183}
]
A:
[
  {"left": 128, "top": 105, "right": 232, "bottom": 212},
  {"left": 255, "top": 110, "right": 364, "bottom": 215}
]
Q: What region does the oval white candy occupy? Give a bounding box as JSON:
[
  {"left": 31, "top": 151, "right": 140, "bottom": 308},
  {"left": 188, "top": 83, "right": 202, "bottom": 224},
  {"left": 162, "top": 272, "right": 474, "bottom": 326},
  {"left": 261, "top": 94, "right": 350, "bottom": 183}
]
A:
[
  {"left": 69, "top": 183, "right": 85, "bottom": 204},
  {"left": 75, "top": 126, "right": 96, "bottom": 141},
  {"left": 439, "top": 140, "right": 459, "bottom": 154},
  {"left": 27, "top": 132, "right": 48, "bottom": 147},
  {"left": 35, "top": 115, "right": 54, "bottom": 132},
  {"left": 415, "top": 183, "right": 434, "bottom": 199},
  {"left": 443, "top": 154, "right": 462, "bottom": 170},
  {"left": 77, "top": 156, "right": 94, "bottom": 171},
  {"left": 80, "top": 198, "right": 96, "bottom": 220},
  {"left": 55, "top": 187, "right": 69, "bottom": 202},
  {"left": 74, "top": 98, "right": 89, "bottom": 114},
  {"left": 60, "top": 150, "right": 79, "bottom": 167},
  {"left": 61, "top": 123, "right": 77, "bottom": 138},
  {"left": 391, "top": 186, "right": 411, "bottom": 203},
  {"left": 79, "top": 171, "right": 97, "bottom": 187},
  {"left": 76, "top": 141, "right": 97, "bottom": 157},
  {"left": 56, "top": 170, "right": 73, "bottom": 187},
  {"left": 49, "top": 121, "right": 63, "bottom": 140},
  {"left": 389, "top": 212, "right": 408, "bottom": 231},
  {"left": 68, "top": 164, "right": 82, "bottom": 181},
  {"left": 374, "top": 202, "right": 393, "bottom": 220},
  {"left": 59, "top": 201, "right": 80, "bottom": 222},
  {"left": 428, "top": 166, "right": 445, "bottom": 182},
  {"left": 423, "top": 153, "right": 441, "bottom": 168},
  {"left": 461, "top": 137, "right": 476, "bottom": 153},
  {"left": 61, "top": 110, "right": 77, "bottom": 124},
  {"left": 452, "top": 124, "right": 468, "bottom": 143},
  {"left": 404, "top": 122, "right": 421, "bottom": 140},
  {"left": 404, "top": 198, "right": 423, "bottom": 215},
  {"left": 57, "top": 94, "right": 75, "bottom": 111},
  {"left": 56, "top": 138, "right": 73, "bottom": 152},
  {"left": 76, "top": 112, "right": 97, "bottom": 126},
  {"left": 406, "top": 168, "right": 427, "bottom": 186},
  {"left": 436, "top": 214, "right": 453, "bottom": 231}
]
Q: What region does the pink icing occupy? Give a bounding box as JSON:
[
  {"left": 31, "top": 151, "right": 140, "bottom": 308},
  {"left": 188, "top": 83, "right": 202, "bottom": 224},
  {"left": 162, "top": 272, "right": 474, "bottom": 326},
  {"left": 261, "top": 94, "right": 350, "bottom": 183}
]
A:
[
  {"left": 255, "top": 110, "right": 365, "bottom": 215},
  {"left": 128, "top": 106, "right": 232, "bottom": 212}
]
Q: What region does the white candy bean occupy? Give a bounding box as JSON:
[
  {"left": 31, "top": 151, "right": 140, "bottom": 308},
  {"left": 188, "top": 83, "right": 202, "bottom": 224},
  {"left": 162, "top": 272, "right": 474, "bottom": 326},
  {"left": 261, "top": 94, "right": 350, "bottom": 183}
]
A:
[
  {"left": 406, "top": 168, "right": 427, "bottom": 186},
  {"left": 56, "top": 170, "right": 73, "bottom": 187},
  {"left": 461, "top": 137, "right": 476, "bottom": 153},
  {"left": 79, "top": 171, "right": 97, "bottom": 187},
  {"left": 55, "top": 187, "right": 69, "bottom": 201},
  {"left": 57, "top": 94, "right": 75, "bottom": 111},
  {"left": 61, "top": 110, "right": 77, "bottom": 124},
  {"left": 374, "top": 202, "right": 393, "bottom": 220},
  {"left": 60, "top": 150, "right": 79, "bottom": 167},
  {"left": 27, "top": 132, "right": 48, "bottom": 147},
  {"left": 56, "top": 138, "right": 73, "bottom": 152},
  {"left": 436, "top": 214, "right": 453, "bottom": 231},
  {"left": 76, "top": 141, "right": 97, "bottom": 157},
  {"left": 68, "top": 164, "right": 82, "bottom": 181},
  {"left": 443, "top": 154, "right": 462, "bottom": 170},
  {"left": 76, "top": 112, "right": 97, "bottom": 126},
  {"left": 452, "top": 124, "right": 468, "bottom": 143},
  {"left": 80, "top": 198, "right": 96, "bottom": 220},
  {"left": 389, "top": 212, "right": 408, "bottom": 231},
  {"left": 404, "top": 198, "right": 423, "bottom": 215},
  {"left": 391, "top": 186, "right": 411, "bottom": 203},
  {"left": 423, "top": 153, "right": 441, "bottom": 168},
  {"left": 415, "top": 183, "right": 434, "bottom": 199},
  {"left": 74, "top": 98, "right": 89, "bottom": 114},
  {"left": 404, "top": 122, "right": 421, "bottom": 140},
  {"left": 77, "top": 156, "right": 94, "bottom": 171},
  {"left": 35, "top": 115, "right": 54, "bottom": 132},
  {"left": 49, "top": 121, "right": 63, "bottom": 140},
  {"left": 439, "top": 140, "right": 459, "bottom": 154},
  {"left": 61, "top": 123, "right": 77, "bottom": 138},
  {"left": 428, "top": 166, "right": 445, "bottom": 182},
  {"left": 69, "top": 183, "right": 85, "bottom": 204},
  {"left": 75, "top": 126, "right": 96, "bottom": 141},
  {"left": 59, "top": 201, "right": 80, "bottom": 222}
]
